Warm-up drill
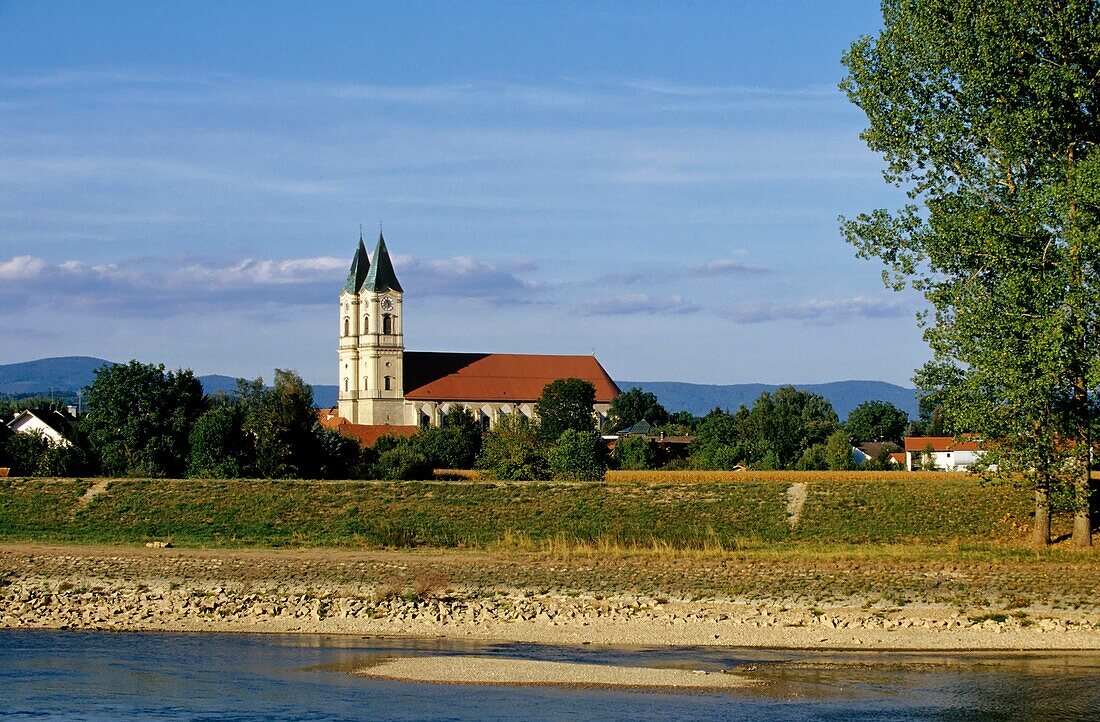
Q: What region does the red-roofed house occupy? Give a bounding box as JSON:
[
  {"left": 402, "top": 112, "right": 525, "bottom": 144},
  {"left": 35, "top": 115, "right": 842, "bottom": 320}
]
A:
[
  {"left": 903, "top": 436, "right": 984, "bottom": 471},
  {"left": 332, "top": 233, "right": 619, "bottom": 438}
]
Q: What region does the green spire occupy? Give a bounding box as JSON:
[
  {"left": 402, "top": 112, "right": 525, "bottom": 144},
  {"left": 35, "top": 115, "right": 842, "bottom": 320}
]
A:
[
  {"left": 343, "top": 234, "right": 371, "bottom": 293},
  {"left": 363, "top": 231, "right": 403, "bottom": 293}
]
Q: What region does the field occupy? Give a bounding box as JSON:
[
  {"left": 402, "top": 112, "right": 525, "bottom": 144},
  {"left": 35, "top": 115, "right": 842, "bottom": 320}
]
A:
[{"left": 0, "top": 473, "right": 1043, "bottom": 549}]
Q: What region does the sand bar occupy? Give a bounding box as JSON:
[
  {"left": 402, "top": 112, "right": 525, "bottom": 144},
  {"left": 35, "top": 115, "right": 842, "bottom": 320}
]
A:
[{"left": 360, "top": 656, "right": 753, "bottom": 689}]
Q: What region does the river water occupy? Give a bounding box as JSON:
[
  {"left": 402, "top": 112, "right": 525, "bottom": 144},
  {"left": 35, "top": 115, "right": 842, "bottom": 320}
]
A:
[{"left": 2, "top": 630, "right": 1099, "bottom": 721}]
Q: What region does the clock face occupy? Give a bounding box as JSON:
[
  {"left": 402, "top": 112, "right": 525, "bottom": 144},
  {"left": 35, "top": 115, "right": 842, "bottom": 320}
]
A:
[{"left": 380, "top": 297, "right": 394, "bottom": 312}]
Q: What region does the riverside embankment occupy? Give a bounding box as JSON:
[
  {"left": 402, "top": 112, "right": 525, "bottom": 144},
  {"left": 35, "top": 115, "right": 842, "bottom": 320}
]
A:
[{"left": 4, "top": 543, "right": 1100, "bottom": 650}]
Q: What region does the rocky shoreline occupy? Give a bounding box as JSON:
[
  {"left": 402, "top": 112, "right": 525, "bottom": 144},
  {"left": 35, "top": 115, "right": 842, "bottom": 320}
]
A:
[{"left": 3, "top": 543, "right": 1100, "bottom": 650}]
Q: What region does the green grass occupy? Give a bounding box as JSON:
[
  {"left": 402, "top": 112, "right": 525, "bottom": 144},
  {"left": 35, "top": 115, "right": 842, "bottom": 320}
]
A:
[{"left": 0, "top": 476, "right": 1035, "bottom": 549}]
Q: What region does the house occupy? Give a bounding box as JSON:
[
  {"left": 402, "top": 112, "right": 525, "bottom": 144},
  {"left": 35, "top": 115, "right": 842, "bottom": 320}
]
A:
[
  {"left": 329, "top": 232, "right": 619, "bottom": 446},
  {"left": 6, "top": 408, "right": 75, "bottom": 447},
  {"left": 851, "top": 441, "right": 901, "bottom": 466},
  {"left": 903, "top": 436, "right": 984, "bottom": 471}
]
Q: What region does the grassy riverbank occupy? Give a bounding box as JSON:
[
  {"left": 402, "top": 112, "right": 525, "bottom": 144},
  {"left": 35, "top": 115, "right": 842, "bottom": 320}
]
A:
[{"left": 0, "top": 475, "right": 1039, "bottom": 548}]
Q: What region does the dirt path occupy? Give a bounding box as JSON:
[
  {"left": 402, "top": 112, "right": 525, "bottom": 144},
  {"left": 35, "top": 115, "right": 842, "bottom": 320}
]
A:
[{"left": 74, "top": 480, "right": 110, "bottom": 509}]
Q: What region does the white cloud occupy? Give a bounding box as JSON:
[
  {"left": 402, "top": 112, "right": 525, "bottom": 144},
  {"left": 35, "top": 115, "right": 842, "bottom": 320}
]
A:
[
  {"left": 578, "top": 293, "right": 698, "bottom": 317},
  {"left": 721, "top": 296, "right": 905, "bottom": 325},
  {"left": 0, "top": 255, "right": 47, "bottom": 279}
]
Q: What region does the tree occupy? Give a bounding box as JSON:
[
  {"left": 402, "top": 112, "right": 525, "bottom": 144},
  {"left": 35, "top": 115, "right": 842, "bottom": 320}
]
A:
[
  {"left": 841, "top": 1, "right": 1100, "bottom": 545},
  {"left": 188, "top": 402, "right": 252, "bottom": 478},
  {"left": 476, "top": 413, "right": 549, "bottom": 480},
  {"left": 535, "top": 378, "right": 596, "bottom": 442},
  {"left": 825, "top": 429, "right": 856, "bottom": 471},
  {"left": 612, "top": 436, "right": 656, "bottom": 470},
  {"left": 734, "top": 388, "right": 840, "bottom": 469},
  {"left": 687, "top": 408, "right": 744, "bottom": 470},
  {"left": 239, "top": 371, "right": 320, "bottom": 479},
  {"left": 606, "top": 387, "right": 669, "bottom": 432},
  {"left": 82, "top": 360, "right": 206, "bottom": 477},
  {"left": 548, "top": 429, "right": 608, "bottom": 481},
  {"left": 846, "top": 400, "right": 910, "bottom": 444},
  {"left": 411, "top": 405, "right": 483, "bottom": 469}
]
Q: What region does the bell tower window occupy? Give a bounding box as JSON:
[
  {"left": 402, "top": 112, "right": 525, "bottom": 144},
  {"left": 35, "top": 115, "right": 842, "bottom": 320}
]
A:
[
  {"left": 343, "top": 318, "right": 349, "bottom": 336},
  {"left": 382, "top": 314, "right": 393, "bottom": 335},
  {"left": 363, "top": 315, "right": 369, "bottom": 333},
  {"left": 384, "top": 375, "right": 392, "bottom": 391}
]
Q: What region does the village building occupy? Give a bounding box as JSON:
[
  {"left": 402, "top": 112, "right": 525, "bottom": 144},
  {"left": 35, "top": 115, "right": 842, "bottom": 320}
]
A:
[
  {"left": 903, "top": 436, "right": 984, "bottom": 471},
  {"left": 6, "top": 408, "right": 75, "bottom": 447},
  {"left": 327, "top": 233, "right": 618, "bottom": 441}
]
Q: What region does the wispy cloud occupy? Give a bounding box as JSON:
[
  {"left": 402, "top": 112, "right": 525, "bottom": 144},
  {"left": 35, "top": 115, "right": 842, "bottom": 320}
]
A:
[
  {"left": 0, "top": 252, "right": 541, "bottom": 316},
  {"left": 578, "top": 293, "right": 698, "bottom": 317},
  {"left": 720, "top": 296, "right": 905, "bottom": 325},
  {"left": 691, "top": 257, "right": 772, "bottom": 275},
  {"left": 393, "top": 254, "right": 541, "bottom": 303}
]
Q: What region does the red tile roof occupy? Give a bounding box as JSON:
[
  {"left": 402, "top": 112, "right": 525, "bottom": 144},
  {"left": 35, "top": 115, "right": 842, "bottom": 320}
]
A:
[
  {"left": 903, "top": 436, "right": 982, "bottom": 452},
  {"left": 316, "top": 409, "right": 417, "bottom": 448},
  {"left": 403, "top": 352, "right": 620, "bottom": 403}
]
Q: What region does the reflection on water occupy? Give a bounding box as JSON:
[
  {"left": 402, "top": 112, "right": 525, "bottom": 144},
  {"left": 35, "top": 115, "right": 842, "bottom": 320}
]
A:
[{"left": 2, "top": 630, "right": 1099, "bottom": 721}]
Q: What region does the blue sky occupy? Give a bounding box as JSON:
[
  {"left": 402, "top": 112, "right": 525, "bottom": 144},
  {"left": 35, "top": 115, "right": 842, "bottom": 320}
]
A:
[{"left": 0, "top": 1, "right": 926, "bottom": 386}]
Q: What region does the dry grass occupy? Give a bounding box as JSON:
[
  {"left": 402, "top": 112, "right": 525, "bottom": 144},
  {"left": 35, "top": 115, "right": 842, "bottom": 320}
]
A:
[{"left": 605, "top": 469, "right": 973, "bottom": 483}]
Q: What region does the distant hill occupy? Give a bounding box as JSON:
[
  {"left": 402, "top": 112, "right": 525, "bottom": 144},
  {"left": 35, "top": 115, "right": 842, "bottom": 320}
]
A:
[
  {"left": 0, "top": 356, "right": 114, "bottom": 397},
  {"left": 617, "top": 380, "right": 919, "bottom": 420},
  {"left": 0, "top": 357, "right": 918, "bottom": 419}
]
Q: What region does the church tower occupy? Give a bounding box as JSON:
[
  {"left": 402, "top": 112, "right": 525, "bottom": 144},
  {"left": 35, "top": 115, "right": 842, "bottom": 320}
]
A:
[{"left": 337, "top": 231, "right": 407, "bottom": 425}]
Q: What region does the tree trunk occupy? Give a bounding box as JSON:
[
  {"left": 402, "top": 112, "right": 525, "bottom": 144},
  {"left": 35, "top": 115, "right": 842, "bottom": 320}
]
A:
[
  {"left": 1072, "top": 469, "right": 1092, "bottom": 548},
  {"left": 1033, "top": 488, "right": 1051, "bottom": 547}
]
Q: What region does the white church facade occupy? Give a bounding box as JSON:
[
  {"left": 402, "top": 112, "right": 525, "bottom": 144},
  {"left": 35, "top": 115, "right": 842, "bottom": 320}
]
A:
[{"left": 333, "top": 233, "right": 619, "bottom": 436}]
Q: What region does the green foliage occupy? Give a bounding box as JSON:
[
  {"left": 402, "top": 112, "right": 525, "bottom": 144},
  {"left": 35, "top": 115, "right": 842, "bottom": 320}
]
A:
[
  {"left": 314, "top": 426, "right": 364, "bottom": 480},
  {"left": 795, "top": 443, "right": 828, "bottom": 471},
  {"left": 612, "top": 436, "right": 655, "bottom": 470},
  {"left": 606, "top": 387, "right": 670, "bottom": 431},
  {"left": 373, "top": 445, "right": 433, "bottom": 481},
  {"left": 548, "top": 429, "right": 608, "bottom": 481},
  {"left": 841, "top": 0, "right": 1100, "bottom": 539},
  {"left": 410, "top": 405, "right": 482, "bottom": 469},
  {"left": 476, "top": 413, "right": 549, "bottom": 480},
  {"left": 2, "top": 430, "right": 88, "bottom": 478},
  {"left": 239, "top": 371, "right": 320, "bottom": 479},
  {"left": 825, "top": 429, "right": 855, "bottom": 471},
  {"left": 188, "top": 403, "right": 252, "bottom": 478},
  {"left": 845, "top": 400, "right": 909, "bottom": 444},
  {"left": 689, "top": 389, "right": 840, "bottom": 470},
  {"left": 82, "top": 360, "right": 206, "bottom": 477},
  {"left": 535, "top": 378, "right": 596, "bottom": 442}
]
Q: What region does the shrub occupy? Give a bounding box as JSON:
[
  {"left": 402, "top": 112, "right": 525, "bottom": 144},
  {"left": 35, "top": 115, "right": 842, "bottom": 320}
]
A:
[
  {"left": 549, "top": 429, "right": 608, "bottom": 481},
  {"left": 612, "top": 436, "right": 654, "bottom": 470},
  {"left": 373, "top": 446, "right": 433, "bottom": 481},
  {"left": 476, "top": 413, "right": 549, "bottom": 480}
]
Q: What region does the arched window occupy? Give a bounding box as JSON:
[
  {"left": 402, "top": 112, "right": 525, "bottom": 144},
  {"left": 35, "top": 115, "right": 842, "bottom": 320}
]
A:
[
  {"left": 382, "top": 314, "right": 393, "bottom": 335},
  {"left": 384, "top": 376, "right": 392, "bottom": 391},
  {"left": 363, "top": 315, "right": 369, "bottom": 333},
  {"left": 363, "top": 377, "right": 368, "bottom": 390},
  {"left": 343, "top": 318, "right": 349, "bottom": 336},
  {"left": 343, "top": 378, "right": 349, "bottom": 392}
]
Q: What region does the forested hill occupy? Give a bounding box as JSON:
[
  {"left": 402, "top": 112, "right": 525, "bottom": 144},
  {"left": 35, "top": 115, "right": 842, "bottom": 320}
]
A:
[
  {"left": 0, "top": 357, "right": 918, "bottom": 419},
  {"left": 617, "top": 380, "right": 919, "bottom": 420}
]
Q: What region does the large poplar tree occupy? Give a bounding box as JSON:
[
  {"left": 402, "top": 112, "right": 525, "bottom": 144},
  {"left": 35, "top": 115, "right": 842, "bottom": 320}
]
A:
[{"left": 842, "top": 0, "right": 1100, "bottom": 545}]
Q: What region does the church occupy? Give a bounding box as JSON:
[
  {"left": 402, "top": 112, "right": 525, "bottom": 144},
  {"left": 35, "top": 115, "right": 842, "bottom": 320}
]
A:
[{"left": 329, "top": 233, "right": 619, "bottom": 440}]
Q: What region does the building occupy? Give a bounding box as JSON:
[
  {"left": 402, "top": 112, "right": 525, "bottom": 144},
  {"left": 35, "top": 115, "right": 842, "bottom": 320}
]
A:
[
  {"left": 6, "top": 408, "right": 75, "bottom": 447},
  {"left": 333, "top": 233, "right": 619, "bottom": 436},
  {"left": 903, "top": 436, "right": 984, "bottom": 471},
  {"left": 851, "top": 442, "right": 901, "bottom": 466}
]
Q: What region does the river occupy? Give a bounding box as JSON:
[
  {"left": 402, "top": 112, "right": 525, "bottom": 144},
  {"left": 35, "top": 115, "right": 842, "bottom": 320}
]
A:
[{"left": 3, "top": 630, "right": 1099, "bottom": 720}]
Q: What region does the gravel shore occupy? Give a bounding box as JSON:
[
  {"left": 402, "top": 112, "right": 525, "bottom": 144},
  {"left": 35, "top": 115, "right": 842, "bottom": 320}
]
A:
[
  {"left": 3, "top": 543, "right": 1099, "bottom": 650},
  {"left": 359, "top": 657, "right": 754, "bottom": 689}
]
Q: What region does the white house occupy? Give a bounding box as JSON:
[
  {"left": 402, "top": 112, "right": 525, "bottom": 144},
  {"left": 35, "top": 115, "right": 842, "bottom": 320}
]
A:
[
  {"left": 7, "top": 409, "right": 75, "bottom": 447},
  {"left": 903, "top": 436, "right": 984, "bottom": 471}
]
